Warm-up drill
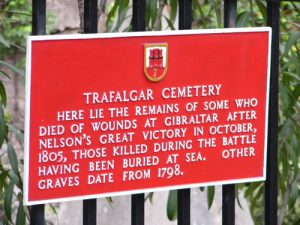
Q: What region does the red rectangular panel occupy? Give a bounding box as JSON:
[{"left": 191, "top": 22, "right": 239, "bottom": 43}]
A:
[{"left": 24, "top": 28, "right": 271, "bottom": 205}]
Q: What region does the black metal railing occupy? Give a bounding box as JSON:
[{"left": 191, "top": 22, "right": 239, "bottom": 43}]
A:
[{"left": 29, "top": 0, "right": 293, "bottom": 224}]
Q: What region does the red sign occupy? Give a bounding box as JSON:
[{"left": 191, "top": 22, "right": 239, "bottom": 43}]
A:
[{"left": 24, "top": 28, "right": 271, "bottom": 205}]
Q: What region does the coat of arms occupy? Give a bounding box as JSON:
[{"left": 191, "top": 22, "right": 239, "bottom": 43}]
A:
[{"left": 144, "top": 43, "right": 168, "bottom": 82}]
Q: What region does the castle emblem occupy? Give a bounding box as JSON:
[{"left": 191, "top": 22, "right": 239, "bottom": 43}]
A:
[{"left": 144, "top": 43, "right": 168, "bottom": 82}]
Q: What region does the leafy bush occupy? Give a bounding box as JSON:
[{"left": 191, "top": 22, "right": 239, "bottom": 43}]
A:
[{"left": 0, "top": 0, "right": 30, "bottom": 224}]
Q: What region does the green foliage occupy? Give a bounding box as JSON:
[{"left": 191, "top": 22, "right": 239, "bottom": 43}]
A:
[
  {"left": 228, "top": 1, "right": 300, "bottom": 225},
  {"left": 0, "top": 91, "right": 26, "bottom": 225},
  {"left": 277, "top": 3, "right": 300, "bottom": 223},
  {"left": 0, "top": 0, "right": 30, "bottom": 224},
  {"left": 105, "top": 0, "right": 178, "bottom": 32},
  {"left": 106, "top": 0, "right": 131, "bottom": 32},
  {"left": 0, "top": 81, "right": 26, "bottom": 225},
  {"left": 0, "top": 0, "right": 31, "bottom": 59},
  {"left": 206, "top": 186, "right": 215, "bottom": 209},
  {"left": 167, "top": 190, "right": 177, "bottom": 221},
  {"left": 234, "top": 2, "right": 300, "bottom": 225}
]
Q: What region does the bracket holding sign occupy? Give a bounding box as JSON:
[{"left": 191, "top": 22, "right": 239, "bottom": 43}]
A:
[{"left": 24, "top": 27, "right": 271, "bottom": 205}]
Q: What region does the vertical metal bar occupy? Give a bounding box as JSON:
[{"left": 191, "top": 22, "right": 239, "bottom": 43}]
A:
[
  {"left": 84, "top": 0, "right": 98, "bottom": 33},
  {"left": 132, "top": 0, "right": 146, "bottom": 31},
  {"left": 131, "top": 2, "right": 145, "bottom": 225},
  {"left": 177, "top": 1, "right": 192, "bottom": 225},
  {"left": 131, "top": 194, "right": 145, "bottom": 225},
  {"left": 224, "top": 0, "right": 237, "bottom": 28},
  {"left": 222, "top": 185, "right": 235, "bottom": 225},
  {"left": 31, "top": 2, "right": 46, "bottom": 224},
  {"left": 30, "top": 204, "right": 45, "bottom": 225},
  {"left": 178, "top": 189, "right": 190, "bottom": 225},
  {"left": 83, "top": 199, "right": 97, "bottom": 225},
  {"left": 222, "top": 1, "right": 237, "bottom": 225},
  {"left": 179, "top": 0, "right": 192, "bottom": 30},
  {"left": 265, "top": 1, "right": 280, "bottom": 225},
  {"left": 83, "top": 1, "right": 98, "bottom": 225},
  {"left": 32, "top": 0, "right": 46, "bottom": 35}
]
